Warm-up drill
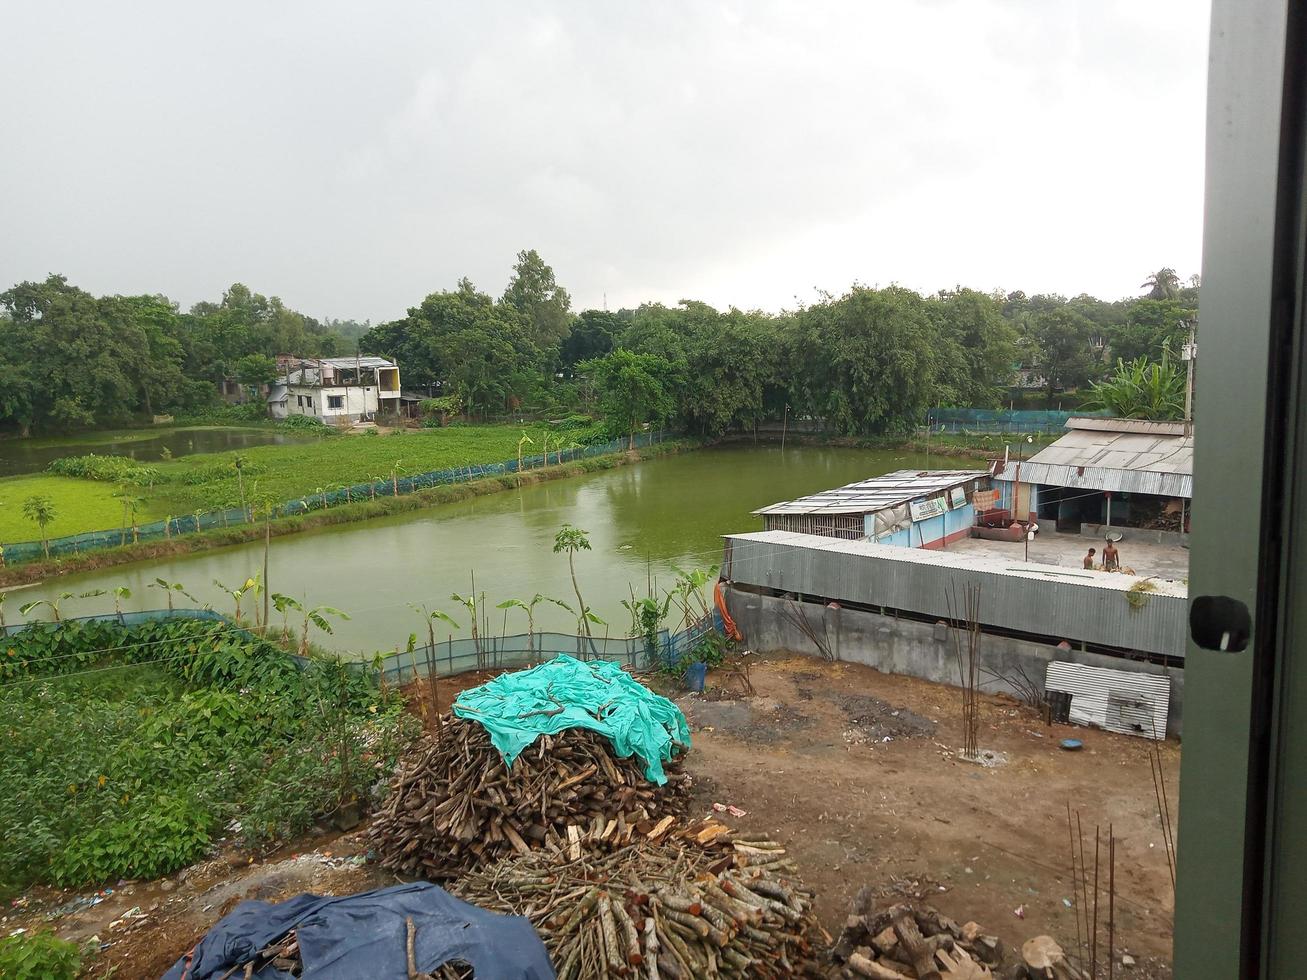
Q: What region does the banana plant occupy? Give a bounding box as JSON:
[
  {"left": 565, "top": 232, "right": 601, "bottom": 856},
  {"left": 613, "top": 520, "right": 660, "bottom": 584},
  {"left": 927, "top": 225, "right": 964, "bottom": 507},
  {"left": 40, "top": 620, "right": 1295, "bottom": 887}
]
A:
[
  {"left": 390, "top": 459, "right": 406, "bottom": 496},
  {"left": 298, "top": 604, "right": 350, "bottom": 657},
  {"left": 497, "top": 594, "right": 572, "bottom": 662},
  {"left": 516, "top": 432, "right": 534, "bottom": 483},
  {"left": 213, "top": 577, "right": 257, "bottom": 623},
  {"left": 368, "top": 475, "right": 385, "bottom": 501},
  {"left": 409, "top": 603, "right": 460, "bottom": 653},
  {"left": 271, "top": 592, "right": 302, "bottom": 644},
  {"left": 670, "top": 564, "right": 719, "bottom": 628},
  {"left": 19, "top": 590, "right": 92, "bottom": 623},
  {"left": 148, "top": 577, "right": 199, "bottom": 611},
  {"left": 450, "top": 590, "right": 482, "bottom": 665}
]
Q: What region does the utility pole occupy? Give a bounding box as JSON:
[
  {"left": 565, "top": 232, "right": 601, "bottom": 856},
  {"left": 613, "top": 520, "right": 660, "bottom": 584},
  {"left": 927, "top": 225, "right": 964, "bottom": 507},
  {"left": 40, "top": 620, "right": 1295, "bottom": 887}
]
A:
[{"left": 1182, "top": 320, "right": 1198, "bottom": 436}]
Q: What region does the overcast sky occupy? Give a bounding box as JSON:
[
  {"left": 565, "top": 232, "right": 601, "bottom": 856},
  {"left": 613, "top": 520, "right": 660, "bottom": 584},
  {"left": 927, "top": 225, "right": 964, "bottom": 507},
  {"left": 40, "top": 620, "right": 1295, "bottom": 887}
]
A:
[{"left": 0, "top": 1, "right": 1208, "bottom": 324}]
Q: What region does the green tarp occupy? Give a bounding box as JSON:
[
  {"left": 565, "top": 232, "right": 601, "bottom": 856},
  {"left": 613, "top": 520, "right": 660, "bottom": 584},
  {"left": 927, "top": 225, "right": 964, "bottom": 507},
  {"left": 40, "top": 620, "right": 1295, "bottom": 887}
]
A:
[{"left": 451, "top": 655, "right": 690, "bottom": 785}]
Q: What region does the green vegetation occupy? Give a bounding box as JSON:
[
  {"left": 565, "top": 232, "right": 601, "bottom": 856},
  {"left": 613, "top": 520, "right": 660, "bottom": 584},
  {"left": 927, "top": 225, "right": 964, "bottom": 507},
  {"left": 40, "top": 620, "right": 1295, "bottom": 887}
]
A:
[
  {"left": 0, "top": 424, "right": 610, "bottom": 542},
  {"left": 0, "top": 931, "right": 83, "bottom": 980},
  {"left": 1083, "top": 344, "right": 1187, "bottom": 421},
  {"left": 1, "top": 254, "right": 1197, "bottom": 443},
  {"left": 0, "top": 475, "right": 167, "bottom": 542},
  {"left": 0, "top": 617, "right": 416, "bottom": 896}
]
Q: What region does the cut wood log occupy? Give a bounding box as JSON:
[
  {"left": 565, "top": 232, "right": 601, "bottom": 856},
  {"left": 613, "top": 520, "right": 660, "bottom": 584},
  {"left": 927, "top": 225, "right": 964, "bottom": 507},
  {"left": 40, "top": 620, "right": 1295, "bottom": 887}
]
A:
[
  {"left": 893, "top": 910, "right": 944, "bottom": 980},
  {"left": 847, "top": 950, "right": 912, "bottom": 980}
]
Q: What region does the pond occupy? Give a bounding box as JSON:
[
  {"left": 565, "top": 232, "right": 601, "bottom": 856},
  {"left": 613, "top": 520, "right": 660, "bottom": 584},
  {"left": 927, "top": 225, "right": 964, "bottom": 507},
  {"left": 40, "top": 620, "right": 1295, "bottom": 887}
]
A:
[
  {"left": 2, "top": 445, "right": 964, "bottom": 652},
  {"left": 0, "top": 426, "right": 320, "bottom": 477}
]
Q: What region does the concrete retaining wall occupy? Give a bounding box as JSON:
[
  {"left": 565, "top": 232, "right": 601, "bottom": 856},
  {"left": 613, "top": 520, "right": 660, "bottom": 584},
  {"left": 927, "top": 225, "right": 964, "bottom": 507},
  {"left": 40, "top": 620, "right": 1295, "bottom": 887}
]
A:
[{"left": 727, "top": 587, "right": 1184, "bottom": 737}]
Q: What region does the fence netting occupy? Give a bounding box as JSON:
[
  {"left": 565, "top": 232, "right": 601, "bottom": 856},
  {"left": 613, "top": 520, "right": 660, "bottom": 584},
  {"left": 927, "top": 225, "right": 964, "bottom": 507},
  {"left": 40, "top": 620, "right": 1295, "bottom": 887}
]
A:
[
  {"left": 1, "top": 430, "right": 670, "bottom": 564},
  {"left": 4, "top": 606, "right": 723, "bottom": 680},
  {"left": 925, "top": 408, "right": 1105, "bottom": 434}
]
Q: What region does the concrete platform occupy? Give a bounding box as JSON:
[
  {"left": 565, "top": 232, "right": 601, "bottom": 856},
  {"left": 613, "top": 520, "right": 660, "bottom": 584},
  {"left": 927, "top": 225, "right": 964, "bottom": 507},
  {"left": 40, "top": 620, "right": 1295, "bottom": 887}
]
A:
[{"left": 945, "top": 529, "right": 1190, "bottom": 583}]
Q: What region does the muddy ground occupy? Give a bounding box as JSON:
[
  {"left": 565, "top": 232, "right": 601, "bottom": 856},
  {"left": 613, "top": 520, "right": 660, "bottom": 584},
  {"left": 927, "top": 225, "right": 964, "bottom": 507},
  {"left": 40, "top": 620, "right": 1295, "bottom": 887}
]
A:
[
  {"left": 8, "top": 653, "right": 1179, "bottom": 977},
  {"left": 670, "top": 654, "right": 1179, "bottom": 976}
]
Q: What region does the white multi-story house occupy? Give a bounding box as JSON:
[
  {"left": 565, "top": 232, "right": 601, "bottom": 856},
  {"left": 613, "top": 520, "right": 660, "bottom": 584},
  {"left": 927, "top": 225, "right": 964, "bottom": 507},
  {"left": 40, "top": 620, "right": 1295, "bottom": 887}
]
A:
[{"left": 267, "top": 356, "right": 402, "bottom": 424}]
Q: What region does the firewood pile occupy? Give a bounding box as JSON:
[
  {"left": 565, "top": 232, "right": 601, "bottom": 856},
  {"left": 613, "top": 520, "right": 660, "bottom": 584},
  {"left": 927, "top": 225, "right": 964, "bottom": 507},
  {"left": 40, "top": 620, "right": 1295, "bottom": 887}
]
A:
[
  {"left": 452, "top": 817, "right": 824, "bottom": 979},
  {"left": 369, "top": 716, "right": 692, "bottom": 879},
  {"left": 224, "top": 921, "right": 475, "bottom": 979},
  {"left": 832, "top": 892, "right": 1006, "bottom": 979}
]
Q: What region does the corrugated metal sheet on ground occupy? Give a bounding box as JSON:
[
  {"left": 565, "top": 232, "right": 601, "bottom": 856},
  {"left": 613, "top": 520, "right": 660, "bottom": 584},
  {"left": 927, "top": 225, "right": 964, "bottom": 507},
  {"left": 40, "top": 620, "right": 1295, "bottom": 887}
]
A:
[
  {"left": 1045, "top": 661, "right": 1171, "bottom": 739},
  {"left": 754, "top": 469, "right": 988, "bottom": 517},
  {"left": 724, "top": 531, "right": 1188, "bottom": 658}
]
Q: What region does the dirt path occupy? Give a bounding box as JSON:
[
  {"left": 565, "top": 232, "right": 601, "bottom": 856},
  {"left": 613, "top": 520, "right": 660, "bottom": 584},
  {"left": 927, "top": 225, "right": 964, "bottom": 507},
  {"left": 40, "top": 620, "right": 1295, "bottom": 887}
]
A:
[{"left": 670, "top": 653, "right": 1178, "bottom": 974}]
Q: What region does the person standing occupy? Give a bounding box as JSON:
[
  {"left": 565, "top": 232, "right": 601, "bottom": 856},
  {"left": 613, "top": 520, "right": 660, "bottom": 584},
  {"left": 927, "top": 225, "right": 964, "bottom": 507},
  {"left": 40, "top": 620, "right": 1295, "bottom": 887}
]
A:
[
  {"left": 1103, "top": 540, "right": 1121, "bottom": 571},
  {"left": 1083, "top": 547, "right": 1097, "bottom": 570}
]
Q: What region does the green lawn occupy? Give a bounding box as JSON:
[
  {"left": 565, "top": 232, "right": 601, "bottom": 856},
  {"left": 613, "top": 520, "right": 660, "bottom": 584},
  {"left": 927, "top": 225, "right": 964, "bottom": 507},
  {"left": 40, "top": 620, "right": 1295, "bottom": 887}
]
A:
[
  {"left": 0, "top": 475, "right": 169, "bottom": 543},
  {"left": 0, "top": 424, "right": 596, "bottom": 542}
]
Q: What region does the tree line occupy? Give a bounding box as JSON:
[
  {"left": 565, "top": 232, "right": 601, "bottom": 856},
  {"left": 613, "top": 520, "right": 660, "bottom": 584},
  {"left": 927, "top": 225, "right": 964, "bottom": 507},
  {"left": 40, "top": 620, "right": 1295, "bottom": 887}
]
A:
[
  {"left": 0, "top": 276, "right": 368, "bottom": 436},
  {"left": 360, "top": 253, "right": 1198, "bottom": 438},
  {"left": 0, "top": 257, "right": 1197, "bottom": 438}
]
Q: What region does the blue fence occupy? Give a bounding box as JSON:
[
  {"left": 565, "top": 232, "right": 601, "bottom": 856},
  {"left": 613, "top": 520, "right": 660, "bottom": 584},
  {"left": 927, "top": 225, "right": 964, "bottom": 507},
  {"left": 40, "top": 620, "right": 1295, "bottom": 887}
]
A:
[
  {"left": 925, "top": 408, "right": 1106, "bottom": 434},
  {"left": 0, "top": 430, "right": 672, "bottom": 565}
]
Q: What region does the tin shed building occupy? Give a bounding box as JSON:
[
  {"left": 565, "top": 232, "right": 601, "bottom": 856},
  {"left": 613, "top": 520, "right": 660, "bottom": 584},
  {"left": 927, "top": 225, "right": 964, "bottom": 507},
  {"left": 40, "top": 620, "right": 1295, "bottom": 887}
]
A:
[{"left": 752, "top": 469, "right": 990, "bottom": 549}]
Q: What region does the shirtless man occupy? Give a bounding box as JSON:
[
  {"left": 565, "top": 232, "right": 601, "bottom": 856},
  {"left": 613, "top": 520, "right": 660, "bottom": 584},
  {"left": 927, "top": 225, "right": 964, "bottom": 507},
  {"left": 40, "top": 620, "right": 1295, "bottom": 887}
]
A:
[
  {"left": 1083, "top": 547, "right": 1096, "bottom": 570},
  {"left": 1103, "top": 541, "right": 1121, "bottom": 571}
]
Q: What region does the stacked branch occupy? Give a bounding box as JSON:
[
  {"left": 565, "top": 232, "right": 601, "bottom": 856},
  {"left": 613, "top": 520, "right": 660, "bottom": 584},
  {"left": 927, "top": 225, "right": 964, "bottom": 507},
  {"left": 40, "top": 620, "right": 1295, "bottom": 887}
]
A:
[
  {"left": 370, "top": 716, "right": 691, "bottom": 878},
  {"left": 453, "top": 819, "right": 823, "bottom": 979}
]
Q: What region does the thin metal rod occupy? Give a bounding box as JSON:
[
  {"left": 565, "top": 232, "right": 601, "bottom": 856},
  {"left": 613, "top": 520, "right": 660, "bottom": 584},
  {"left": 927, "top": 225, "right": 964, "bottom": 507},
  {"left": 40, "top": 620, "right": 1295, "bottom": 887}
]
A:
[
  {"left": 1108, "top": 825, "right": 1116, "bottom": 980},
  {"left": 1092, "top": 825, "right": 1101, "bottom": 978},
  {"left": 1067, "top": 802, "right": 1085, "bottom": 973}
]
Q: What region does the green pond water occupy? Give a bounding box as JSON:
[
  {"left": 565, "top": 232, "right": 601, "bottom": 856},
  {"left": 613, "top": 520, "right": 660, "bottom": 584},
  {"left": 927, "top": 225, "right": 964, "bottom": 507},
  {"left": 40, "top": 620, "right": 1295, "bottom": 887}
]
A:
[
  {"left": 0, "top": 426, "right": 319, "bottom": 477},
  {"left": 3, "top": 445, "right": 960, "bottom": 652}
]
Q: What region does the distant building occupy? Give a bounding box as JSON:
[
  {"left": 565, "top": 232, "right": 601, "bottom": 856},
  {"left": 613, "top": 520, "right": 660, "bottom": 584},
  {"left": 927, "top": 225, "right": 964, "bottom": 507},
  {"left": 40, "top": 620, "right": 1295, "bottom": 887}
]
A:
[
  {"left": 753, "top": 469, "right": 991, "bottom": 549},
  {"left": 267, "top": 356, "right": 402, "bottom": 424},
  {"left": 992, "top": 416, "right": 1193, "bottom": 539}
]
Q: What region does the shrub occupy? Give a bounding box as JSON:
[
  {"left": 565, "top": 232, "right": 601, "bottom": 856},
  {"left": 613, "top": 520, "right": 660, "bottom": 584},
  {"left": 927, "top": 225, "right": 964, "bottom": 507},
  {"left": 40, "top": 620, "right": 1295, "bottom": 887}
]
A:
[
  {"left": 279, "top": 414, "right": 333, "bottom": 432},
  {"left": 46, "top": 454, "right": 153, "bottom": 484},
  {"left": 0, "top": 618, "right": 414, "bottom": 894},
  {"left": 51, "top": 794, "right": 213, "bottom": 886},
  {"left": 0, "top": 932, "right": 82, "bottom": 980}
]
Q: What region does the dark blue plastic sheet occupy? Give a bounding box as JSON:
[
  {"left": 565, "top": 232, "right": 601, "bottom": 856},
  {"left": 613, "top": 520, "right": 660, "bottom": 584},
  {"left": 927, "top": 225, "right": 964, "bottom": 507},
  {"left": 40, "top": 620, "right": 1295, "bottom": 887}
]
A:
[{"left": 162, "top": 882, "right": 554, "bottom": 979}]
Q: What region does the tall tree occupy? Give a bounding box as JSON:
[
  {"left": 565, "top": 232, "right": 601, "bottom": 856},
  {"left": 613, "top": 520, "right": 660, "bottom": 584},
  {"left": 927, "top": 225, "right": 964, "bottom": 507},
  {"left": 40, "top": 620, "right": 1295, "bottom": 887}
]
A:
[
  {"left": 501, "top": 249, "right": 572, "bottom": 350},
  {"left": 583, "top": 349, "right": 677, "bottom": 447},
  {"left": 791, "top": 286, "right": 939, "bottom": 435},
  {"left": 926, "top": 289, "right": 1017, "bottom": 407},
  {"left": 1140, "top": 267, "right": 1182, "bottom": 301},
  {"left": 1026, "top": 306, "right": 1099, "bottom": 404},
  {"left": 561, "top": 309, "right": 619, "bottom": 374}
]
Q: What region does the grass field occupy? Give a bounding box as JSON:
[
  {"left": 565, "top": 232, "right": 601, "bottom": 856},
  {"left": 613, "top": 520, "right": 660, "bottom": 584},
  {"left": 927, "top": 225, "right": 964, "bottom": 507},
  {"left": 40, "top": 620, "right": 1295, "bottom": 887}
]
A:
[
  {"left": 0, "top": 424, "right": 595, "bottom": 543},
  {"left": 0, "top": 475, "right": 170, "bottom": 543}
]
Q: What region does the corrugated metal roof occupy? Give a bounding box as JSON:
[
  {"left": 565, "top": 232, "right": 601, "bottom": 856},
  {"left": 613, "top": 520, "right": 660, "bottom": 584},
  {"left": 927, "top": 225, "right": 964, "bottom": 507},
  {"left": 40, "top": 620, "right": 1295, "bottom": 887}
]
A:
[
  {"left": 724, "top": 530, "right": 1187, "bottom": 658},
  {"left": 993, "top": 423, "right": 1192, "bottom": 497},
  {"left": 1065, "top": 416, "right": 1188, "bottom": 436},
  {"left": 753, "top": 469, "right": 988, "bottom": 517},
  {"left": 1045, "top": 661, "right": 1171, "bottom": 739},
  {"left": 319, "top": 356, "right": 397, "bottom": 369},
  {"left": 266, "top": 384, "right": 288, "bottom": 403}
]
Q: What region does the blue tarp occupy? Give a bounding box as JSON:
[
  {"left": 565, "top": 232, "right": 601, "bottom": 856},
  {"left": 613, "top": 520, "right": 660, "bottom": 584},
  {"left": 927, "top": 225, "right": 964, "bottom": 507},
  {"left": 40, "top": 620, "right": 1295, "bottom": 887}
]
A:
[{"left": 162, "top": 882, "right": 554, "bottom": 979}]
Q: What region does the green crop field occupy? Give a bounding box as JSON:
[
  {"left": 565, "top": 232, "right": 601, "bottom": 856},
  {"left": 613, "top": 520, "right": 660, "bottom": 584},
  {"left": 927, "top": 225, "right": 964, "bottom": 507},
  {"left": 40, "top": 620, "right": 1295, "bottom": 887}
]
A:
[
  {"left": 0, "top": 475, "right": 170, "bottom": 543},
  {"left": 0, "top": 423, "right": 603, "bottom": 543}
]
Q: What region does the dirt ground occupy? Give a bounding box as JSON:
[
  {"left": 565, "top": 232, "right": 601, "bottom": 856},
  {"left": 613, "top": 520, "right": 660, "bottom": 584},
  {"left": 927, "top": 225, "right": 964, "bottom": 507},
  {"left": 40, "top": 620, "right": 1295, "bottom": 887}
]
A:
[
  {"left": 8, "top": 654, "right": 1179, "bottom": 977},
  {"left": 669, "top": 653, "right": 1179, "bottom": 976}
]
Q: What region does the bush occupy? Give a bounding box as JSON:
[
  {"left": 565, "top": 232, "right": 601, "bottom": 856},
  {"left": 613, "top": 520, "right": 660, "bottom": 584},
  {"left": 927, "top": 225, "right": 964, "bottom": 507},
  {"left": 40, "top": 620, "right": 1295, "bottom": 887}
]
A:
[
  {"left": 46, "top": 454, "right": 156, "bottom": 484},
  {"left": 51, "top": 794, "right": 213, "bottom": 886},
  {"left": 278, "top": 414, "right": 333, "bottom": 432},
  {"left": 0, "top": 932, "right": 82, "bottom": 980},
  {"left": 0, "top": 618, "right": 415, "bottom": 895}
]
